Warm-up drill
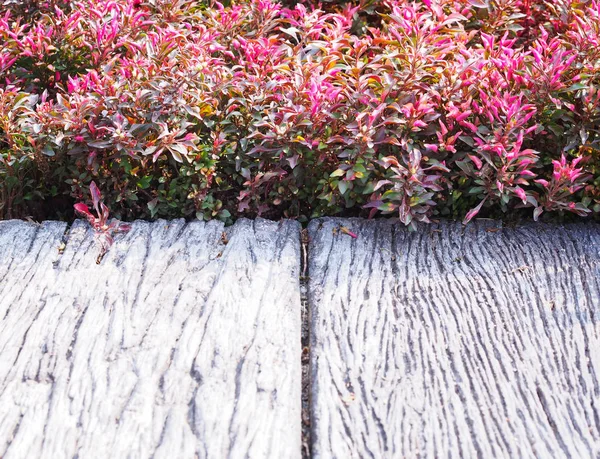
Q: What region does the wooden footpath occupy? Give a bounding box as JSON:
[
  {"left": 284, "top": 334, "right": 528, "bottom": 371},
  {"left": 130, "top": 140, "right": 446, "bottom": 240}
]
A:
[
  {"left": 1, "top": 217, "right": 600, "bottom": 458},
  {"left": 0, "top": 219, "right": 301, "bottom": 458}
]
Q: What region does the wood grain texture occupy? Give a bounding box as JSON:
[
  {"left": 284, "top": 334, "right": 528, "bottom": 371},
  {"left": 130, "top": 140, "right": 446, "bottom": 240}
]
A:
[
  {"left": 308, "top": 218, "right": 600, "bottom": 459},
  {"left": 0, "top": 218, "right": 301, "bottom": 459}
]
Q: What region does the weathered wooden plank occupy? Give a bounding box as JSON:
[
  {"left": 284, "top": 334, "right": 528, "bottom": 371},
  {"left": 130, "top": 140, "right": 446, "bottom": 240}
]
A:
[
  {"left": 309, "top": 218, "right": 600, "bottom": 458},
  {"left": 0, "top": 221, "right": 68, "bottom": 401},
  {"left": 0, "top": 218, "right": 301, "bottom": 459}
]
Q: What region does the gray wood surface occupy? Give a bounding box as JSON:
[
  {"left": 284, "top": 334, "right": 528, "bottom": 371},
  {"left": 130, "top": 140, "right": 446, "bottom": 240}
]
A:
[
  {"left": 308, "top": 218, "right": 600, "bottom": 458},
  {"left": 0, "top": 218, "right": 301, "bottom": 459}
]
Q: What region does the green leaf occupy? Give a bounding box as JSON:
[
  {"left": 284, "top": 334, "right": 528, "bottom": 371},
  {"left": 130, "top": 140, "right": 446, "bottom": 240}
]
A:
[
  {"left": 148, "top": 198, "right": 159, "bottom": 218},
  {"left": 353, "top": 164, "right": 367, "bottom": 173},
  {"left": 362, "top": 182, "right": 375, "bottom": 194},
  {"left": 565, "top": 83, "right": 588, "bottom": 92},
  {"left": 506, "top": 24, "right": 525, "bottom": 32},
  {"left": 137, "top": 176, "right": 152, "bottom": 189},
  {"left": 122, "top": 157, "right": 133, "bottom": 174},
  {"left": 338, "top": 180, "right": 349, "bottom": 194},
  {"left": 42, "top": 144, "right": 55, "bottom": 157},
  {"left": 459, "top": 136, "right": 475, "bottom": 147},
  {"left": 219, "top": 209, "right": 231, "bottom": 221},
  {"left": 378, "top": 202, "right": 396, "bottom": 212}
]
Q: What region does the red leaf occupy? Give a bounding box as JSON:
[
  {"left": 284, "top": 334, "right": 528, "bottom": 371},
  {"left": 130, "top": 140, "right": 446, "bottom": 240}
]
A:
[
  {"left": 468, "top": 154, "right": 483, "bottom": 170},
  {"left": 73, "top": 203, "right": 91, "bottom": 216},
  {"left": 340, "top": 227, "right": 358, "bottom": 238},
  {"left": 363, "top": 200, "right": 383, "bottom": 209},
  {"left": 463, "top": 198, "right": 486, "bottom": 224},
  {"left": 73, "top": 203, "right": 96, "bottom": 226},
  {"left": 100, "top": 202, "right": 110, "bottom": 226},
  {"left": 90, "top": 181, "right": 102, "bottom": 216},
  {"left": 116, "top": 222, "right": 132, "bottom": 233}
]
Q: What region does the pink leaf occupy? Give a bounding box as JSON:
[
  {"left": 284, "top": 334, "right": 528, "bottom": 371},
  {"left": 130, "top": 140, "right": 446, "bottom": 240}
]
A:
[
  {"left": 100, "top": 202, "right": 110, "bottom": 226},
  {"left": 463, "top": 198, "right": 486, "bottom": 224},
  {"left": 374, "top": 180, "right": 392, "bottom": 191},
  {"left": 116, "top": 222, "right": 132, "bottom": 233},
  {"left": 73, "top": 203, "right": 96, "bottom": 226},
  {"left": 468, "top": 0, "right": 489, "bottom": 8},
  {"left": 73, "top": 203, "right": 91, "bottom": 217},
  {"left": 363, "top": 200, "right": 384, "bottom": 209},
  {"left": 90, "top": 181, "right": 102, "bottom": 216},
  {"left": 468, "top": 154, "right": 483, "bottom": 170},
  {"left": 340, "top": 227, "right": 358, "bottom": 238},
  {"left": 514, "top": 187, "right": 527, "bottom": 204}
]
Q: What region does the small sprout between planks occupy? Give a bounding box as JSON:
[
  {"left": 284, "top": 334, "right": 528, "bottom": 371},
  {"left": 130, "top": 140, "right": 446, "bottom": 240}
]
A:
[{"left": 301, "top": 229, "right": 309, "bottom": 279}]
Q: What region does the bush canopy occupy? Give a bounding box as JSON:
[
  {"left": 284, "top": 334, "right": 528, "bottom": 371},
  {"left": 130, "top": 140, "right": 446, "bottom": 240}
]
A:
[{"left": 0, "top": 0, "right": 599, "bottom": 227}]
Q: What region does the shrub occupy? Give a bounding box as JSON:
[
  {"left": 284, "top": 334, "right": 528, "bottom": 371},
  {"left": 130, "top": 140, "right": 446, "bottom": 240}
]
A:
[{"left": 0, "top": 0, "right": 599, "bottom": 227}]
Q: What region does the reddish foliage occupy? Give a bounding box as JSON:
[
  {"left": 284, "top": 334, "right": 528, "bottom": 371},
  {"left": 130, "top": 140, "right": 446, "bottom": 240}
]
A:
[
  {"left": 0, "top": 0, "right": 599, "bottom": 227},
  {"left": 74, "top": 181, "right": 131, "bottom": 258}
]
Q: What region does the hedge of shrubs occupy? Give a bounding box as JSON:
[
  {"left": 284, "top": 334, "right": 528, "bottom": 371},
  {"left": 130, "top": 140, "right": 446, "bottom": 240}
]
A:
[{"left": 0, "top": 0, "right": 599, "bottom": 227}]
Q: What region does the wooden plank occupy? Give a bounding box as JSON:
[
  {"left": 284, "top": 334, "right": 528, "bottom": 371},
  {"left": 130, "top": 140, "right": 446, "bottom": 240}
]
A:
[
  {"left": 0, "top": 218, "right": 301, "bottom": 458},
  {"left": 308, "top": 218, "right": 600, "bottom": 458}
]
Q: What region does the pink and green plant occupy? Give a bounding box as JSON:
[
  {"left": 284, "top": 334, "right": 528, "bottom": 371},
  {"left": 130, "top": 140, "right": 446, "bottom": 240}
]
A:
[
  {"left": 74, "top": 181, "right": 131, "bottom": 261},
  {"left": 0, "top": 0, "right": 598, "bottom": 226}
]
